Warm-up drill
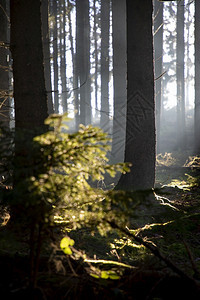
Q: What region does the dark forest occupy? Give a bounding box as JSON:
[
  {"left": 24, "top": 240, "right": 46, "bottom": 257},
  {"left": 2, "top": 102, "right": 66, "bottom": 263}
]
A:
[{"left": 0, "top": 0, "right": 200, "bottom": 299}]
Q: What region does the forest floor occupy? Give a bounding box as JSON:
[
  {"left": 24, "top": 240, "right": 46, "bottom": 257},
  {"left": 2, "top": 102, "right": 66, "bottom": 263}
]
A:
[{"left": 1, "top": 152, "right": 200, "bottom": 299}]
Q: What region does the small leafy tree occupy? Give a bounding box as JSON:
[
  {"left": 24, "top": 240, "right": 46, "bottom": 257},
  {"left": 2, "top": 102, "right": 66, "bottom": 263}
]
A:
[
  {"left": 1, "top": 113, "right": 130, "bottom": 287},
  {"left": 31, "top": 113, "right": 130, "bottom": 227}
]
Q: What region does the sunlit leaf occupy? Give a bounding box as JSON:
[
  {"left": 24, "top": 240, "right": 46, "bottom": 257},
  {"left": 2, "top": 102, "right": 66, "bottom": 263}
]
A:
[
  {"left": 101, "top": 271, "right": 109, "bottom": 279},
  {"left": 60, "top": 237, "right": 75, "bottom": 255},
  {"left": 90, "top": 273, "right": 100, "bottom": 279}
]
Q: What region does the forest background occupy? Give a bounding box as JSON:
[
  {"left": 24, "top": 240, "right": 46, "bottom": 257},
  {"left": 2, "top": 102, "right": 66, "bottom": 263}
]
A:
[{"left": 1, "top": 0, "right": 200, "bottom": 299}]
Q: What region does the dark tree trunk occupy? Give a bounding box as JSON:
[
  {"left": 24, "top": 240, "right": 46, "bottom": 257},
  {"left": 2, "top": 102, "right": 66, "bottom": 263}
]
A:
[
  {"left": 100, "top": 0, "right": 110, "bottom": 132},
  {"left": 111, "top": 0, "right": 126, "bottom": 163},
  {"left": 93, "top": 0, "right": 99, "bottom": 120},
  {"left": 116, "top": 0, "right": 155, "bottom": 191},
  {"left": 76, "top": 0, "right": 91, "bottom": 126},
  {"left": 10, "top": 0, "right": 48, "bottom": 231},
  {"left": 185, "top": 2, "right": 191, "bottom": 111},
  {"left": 67, "top": 0, "right": 79, "bottom": 130},
  {"left": 60, "top": 0, "right": 68, "bottom": 113},
  {"left": 0, "top": 0, "right": 10, "bottom": 127},
  {"left": 176, "top": 0, "right": 186, "bottom": 149},
  {"left": 10, "top": 0, "right": 48, "bottom": 131},
  {"left": 41, "top": 0, "right": 54, "bottom": 115},
  {"left": 154, "top": 0, "right": 163, "bottom": 154},
  {"left": 52, "top": 0, "right": 59, "bottom": 113},
  {"left": 85, "top": 0, "right": 91, "bottom": 125},
  {"left": 195, "top": 0, "right": 200, "bottom": 152}
]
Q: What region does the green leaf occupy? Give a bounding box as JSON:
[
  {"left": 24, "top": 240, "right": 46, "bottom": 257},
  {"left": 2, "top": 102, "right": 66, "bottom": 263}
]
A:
[
  {"left": 60, "top": 237, "right": 75, "bottom": 255},
  {"left": 90, "top": 273, "right": 100, "bottom": 279},
  {"left": 101, "top": 271, "right": 109, "bottom": 279},
  {"left": 109, "top": 274, "right": 120, "bottom": 280},
  {"left": 60, "top": 237, "right": 75, "bottom": 248}
]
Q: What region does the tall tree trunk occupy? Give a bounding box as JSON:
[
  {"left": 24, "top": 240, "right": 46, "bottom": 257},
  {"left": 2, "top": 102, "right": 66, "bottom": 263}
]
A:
[
  {"left": 0, "top": 0, "right": 10, "bottom": 127},
  {"left": 116, "top": 0, "right": 155, "bottom": 191},
  {"left": 93, "top": 0, "right": 99, "bottom": 120},
  {"left": 111, "top": 0, "right": 126, "bottom": 163},
  {"left": 195, "top": 0, "right": 200, "bottom": 152},
  {"left": 10, "top": 1, "right": 49, "bottom": 288},
  {"left": 185, "top": 1, "right": 191, "bottom": 111},
  {"left": 52, "top": 0, "right": 59, "bottom": 113},
  {"left": 60, "top": 0, "right": 68, "bottom": 113},
  {"left": 10, "top": 0, "right": 48, "bottom": 235},
  {"left": 41, "top": 0, "right": 54, "bottom": 115},
  {"left": 154, "top": 0, "right": 163, "bottom": 154},
  {"left": 176, "top": 0, "right": 186, "bottom": 149},
  {"left": 85, "top": 0, "right": 91, "bottom": 125},
  {"left": 76, "top": 0, "right": 91, "bottom": 125},
  {"left": 67, "top": 0, "right": 79, "bottom": 130},
  {"left": 10, "top": 0, "right": 48, "bottom": 131},
  {"left": 100, "top": 0, "right": 110, "bottom": 132}
]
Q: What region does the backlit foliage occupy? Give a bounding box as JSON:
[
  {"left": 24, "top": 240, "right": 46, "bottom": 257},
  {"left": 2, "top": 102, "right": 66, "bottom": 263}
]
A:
[{"left": 27, "top": 113, "right": 131, "bottom": 232}]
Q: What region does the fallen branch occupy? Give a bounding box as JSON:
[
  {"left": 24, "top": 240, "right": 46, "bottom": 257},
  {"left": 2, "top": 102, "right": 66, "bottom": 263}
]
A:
[{"left": 106, "top": 220, "right": 200, "bottom": 290}]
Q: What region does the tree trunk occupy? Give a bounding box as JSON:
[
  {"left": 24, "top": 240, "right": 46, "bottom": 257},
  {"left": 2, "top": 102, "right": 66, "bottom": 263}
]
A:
[
  {"left": 100, "top": 0, "right": 110, "bottom": 132},
  {"left": 93, "top": 0, "right": 99, "bottom": 120},
  {"left": 111, "top": 0, "right": 126, "bottom": 163},
  {"left": 176, "top": 0, "right": 186, "bottom": 149},
  {"left": 0, "top": 0, "right": 10, "bottom": 127},
  {"left": 154, "top": 0, "right": 163, "bottom": 154},
  {"left": 52, "top": 0, "right": 59, "bottom": 113},
  {"left": 41, "top": 0, "right": 54, "bottom": 115},
  {"left": 67, "top": 0, "right": 79, "bottom": 130},
  {"left": 10, "top": 0, "right": 48, "bottom": 181},
  {"left": 10, "top": 0, "right": 48, "bottom": 131},
  {"left": 76, "top": 0, "right": 91, "bottom": 125},
  {"left": 10, "top": 0, "right": 48, "bottom": 234},
  {"left": 195, "top": 0, "right": 200, "bottom": 152},
  {"left": 116, "top": 0, "right": 155, "bottom": 191},
  {"left": 60, "top": 0, "right": 68, "bottom": 113}
]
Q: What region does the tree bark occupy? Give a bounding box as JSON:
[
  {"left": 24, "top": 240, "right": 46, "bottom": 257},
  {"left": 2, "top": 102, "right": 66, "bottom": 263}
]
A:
[
  {"left": 93, "top": 0, "right": 99, "bottom": 120},
  {"left": 41, "top": 0, "right": 54, "bottom": 115},
  {"left": 10, "top": 0, "right": 48, "bottom": 225},
  {"left": 176, "top": 0, "right": 186, "bottom": 150},
  {"left": 0, "top": 0, "right": 10, "bottom": 127},
  {"left": 100, "top": 0, "right": 110, "bottom": 132},
  {"left": 60, "top": 0, "right": 68, "bottom": 113},
  {"left": 52, "top": 0, "right": 59, "bottom": 113},
  {"left": 67, "top": 0, "right": 79, "bottom": 130},
  {"left": 76, "top": 0, "right": 91, "bottom": 126},
  {"left": 195, "top": 0, "right": 200, "bottom": 152},
  {"left": 111, "top": 0, "right": 126, "bottom": 163},
  {"left": 10, "top": 0, "right": 48, "bottom": 131},
  {"left": 154, "top": 0, "right": 163, "bottom": 154},
  {"left": 116, "top": 0, "right": 155, "bottom": 191}
]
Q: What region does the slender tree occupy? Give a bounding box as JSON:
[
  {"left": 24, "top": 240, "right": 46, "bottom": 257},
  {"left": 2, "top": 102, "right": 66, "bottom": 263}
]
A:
[
  {"left": 100, "top": 0, "right": 110, "bottom": 131},
  {"left": 67, "top": 0, "right": 79, "bottom": 130},
  {"left": 0, "top": 0, "right": 10, "bottom": 127},
  {"left": 176, "top": 0, "right": 186, "bottom": 149},
  {"left": 41, "top": 0, "right": 54, "bottom": 115},
  {"left": 93, "top": 0, "right": 99, "bottom": 120},
  {"left": 52, "top": 0, "right": 59, "bottom": 113},
  {"left": 116, "top": 0, "right": 155, "bottom": 191},
  {"left": 60, "top": 0, "right": 68, "bottom": 113},
  {"left": 111, "top": 0, "right": 126, "bottom": 163},
  {"left": 185, "top": 1, "right": 192, "bottom": 111},
  {"left": 195, "top": 0, "right": 200, "bottom": 152},
  {"left": 154, "top": 0, "right": 163, "bottom": 153},
  {"left": 76, "top": 0, "right": 91, "bottom": 125}
]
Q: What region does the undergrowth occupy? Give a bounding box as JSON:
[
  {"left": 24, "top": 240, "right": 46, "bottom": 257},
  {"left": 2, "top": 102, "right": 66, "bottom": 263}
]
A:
[{"left": 0, "top": 115, "right": 200, "bottom": 298}]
